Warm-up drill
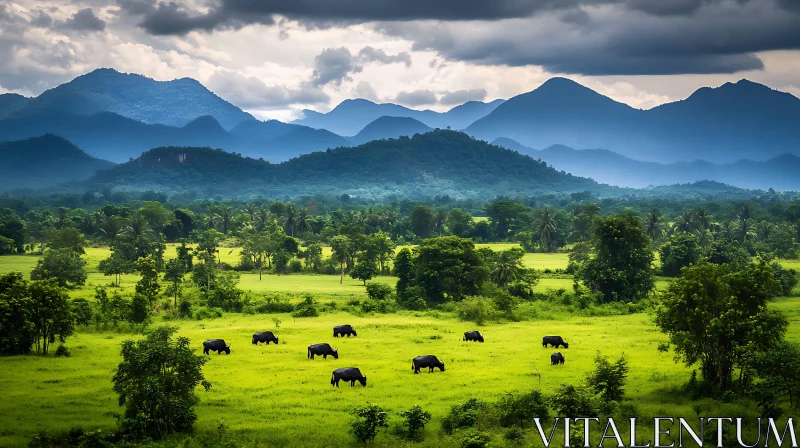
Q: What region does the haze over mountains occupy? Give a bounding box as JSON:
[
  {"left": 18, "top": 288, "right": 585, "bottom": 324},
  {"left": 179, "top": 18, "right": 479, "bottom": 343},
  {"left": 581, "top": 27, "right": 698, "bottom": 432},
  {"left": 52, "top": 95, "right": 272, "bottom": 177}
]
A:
[
  {"left": 1, "top": 68, "right": 800, "bottom": 194},
  {"left": 493, "top": 138, "right": 800, "bottom": 191}
]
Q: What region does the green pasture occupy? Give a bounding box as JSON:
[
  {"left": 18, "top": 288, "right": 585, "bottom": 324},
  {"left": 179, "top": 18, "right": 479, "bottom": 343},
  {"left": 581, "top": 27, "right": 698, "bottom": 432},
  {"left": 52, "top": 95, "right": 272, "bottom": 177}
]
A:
[{"left": 0, "top": 308, "right": 781, "bottom": 448}]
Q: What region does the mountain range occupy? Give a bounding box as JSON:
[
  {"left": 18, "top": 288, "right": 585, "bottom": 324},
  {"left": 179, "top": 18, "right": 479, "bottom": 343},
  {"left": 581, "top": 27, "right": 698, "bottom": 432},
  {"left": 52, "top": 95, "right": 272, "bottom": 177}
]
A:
[
  {"left": 494, "top": 138, "right": 800, "bottom": 191},
  {"left": 2, "top": 68, "right": 800, "bottom": 193},
  {"left": 468, "top": 78, "right": 800, "bottom": 164},
  {"left": 293, "top": 98, "right": 505, "bottom": 135}
]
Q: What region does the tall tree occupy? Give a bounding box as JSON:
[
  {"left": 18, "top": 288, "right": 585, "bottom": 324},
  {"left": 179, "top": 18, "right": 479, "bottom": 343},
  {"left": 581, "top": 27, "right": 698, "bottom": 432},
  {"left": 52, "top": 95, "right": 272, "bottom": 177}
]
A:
[
  {"left": 163, "top": 259, "right": 186, "bottom": 308},
  {"left": 135, "top": 255, "right": 160, "bottom": 306},
  {"left": 0, "top": 272, "right": 35, "bottom": 355},
  {"left": 581, "top": 213, "right": 654, "bottom": 303},
  {"left": 644, "top": 208, "right": 664, "bottom": 242},
  {"left": 28, "top": 279, "right": 75, "bottom": 355},
  {"left": 113, "top": 326, "right": 211, "bottom": 438},
  {"left": 30, "top": 248, "right": 87, "bottom": 288},
  {"left": 656, "top": 261, "right": 786, "bottom": 390},
  {"left": 536, "top": 206, "right": 557, "bottom": 252}
]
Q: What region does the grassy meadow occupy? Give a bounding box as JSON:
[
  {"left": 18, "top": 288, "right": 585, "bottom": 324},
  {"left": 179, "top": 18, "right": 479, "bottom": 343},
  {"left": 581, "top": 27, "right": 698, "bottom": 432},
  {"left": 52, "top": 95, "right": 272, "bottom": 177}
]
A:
[{"left": 1, "top": 245, "right": 799, "bottom": 446}]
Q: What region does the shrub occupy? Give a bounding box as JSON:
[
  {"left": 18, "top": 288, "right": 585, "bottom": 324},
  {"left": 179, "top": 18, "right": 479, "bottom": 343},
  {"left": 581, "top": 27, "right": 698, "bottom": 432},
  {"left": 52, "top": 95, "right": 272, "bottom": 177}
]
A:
[
  {"left": 442, "top": 398, "right": 486, "bottom": 434},
  {"left": 586, "top": 353, "right": 629, "bottom": 403},
  {"left": 55, "top": 345, "right": 70, "bottom": 358},
  {"left": 455, "top": 296, "right": 498, "bottom": 325},
  {"left": 254, "top": 294, "right": 295, "bottom": 313},
  {"left": 550, "top": 384, "right": 599, "bottom": 418},
  {"left": 178, "top": 300, "right": 193, "bottom": 319},
  {"left": 194, "top": 307, "right": 223, "bottom": 320},
  {"left": 71, "top": 298, "right": 93, "bottom": 326},
  {"left": 398, "top": 405, "right": 431, "bottom": 441},
  {"left": 496, "top": 390, "right": 549, "bottom": 427},
  {"left": 350, "top": 404, "right": 388, "bottom": 444},
  {"left": 289, "top": 259, "right": 303, "bottom": 273},
  {"left": 459, "top": 429, "right": 492, "bottom": 448},
  {"left": 292, "top": 295, "right": 318, "bottom": 318},
  {"left": 365, "top": 282, "right": 393, "bottom": 301}
]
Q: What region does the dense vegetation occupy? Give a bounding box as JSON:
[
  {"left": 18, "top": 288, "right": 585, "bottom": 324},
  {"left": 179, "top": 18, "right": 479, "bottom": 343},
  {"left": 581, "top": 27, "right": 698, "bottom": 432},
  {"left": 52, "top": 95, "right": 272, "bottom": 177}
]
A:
[{"left": 1, "top": 191, "right": 800, "bottom": 447}]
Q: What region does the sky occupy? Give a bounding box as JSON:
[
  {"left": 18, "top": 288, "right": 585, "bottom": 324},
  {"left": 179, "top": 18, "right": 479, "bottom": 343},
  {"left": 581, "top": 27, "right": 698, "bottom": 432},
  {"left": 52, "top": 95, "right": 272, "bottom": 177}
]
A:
[{"left": 1, "top": 0, "right": 799, "bottom": 121}]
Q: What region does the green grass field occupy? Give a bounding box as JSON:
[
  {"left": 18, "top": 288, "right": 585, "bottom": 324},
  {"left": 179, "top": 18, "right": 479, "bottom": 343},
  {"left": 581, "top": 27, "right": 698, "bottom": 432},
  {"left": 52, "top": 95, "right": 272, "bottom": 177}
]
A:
[
  {"left": 1, "top": 308, "right": 783, "bottom": 447},
  {"left": 1, "top": 247, "right": 798, "bottom": 446}
]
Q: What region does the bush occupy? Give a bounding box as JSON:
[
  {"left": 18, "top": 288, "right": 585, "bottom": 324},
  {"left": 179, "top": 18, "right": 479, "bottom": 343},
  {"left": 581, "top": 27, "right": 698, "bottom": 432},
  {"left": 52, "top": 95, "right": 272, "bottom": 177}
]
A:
[
  {"left": 253, "top": 294, "right": 295, "bottom": 313},
  {"left": 550, "top": 384, "right": 599, "bottom": 418},
  {"left": 455, "top": 296, "right": 498, "bottom": 325},
  {"left": 71, "top": 299, "right": 93, "bottom": 326},
  {"left": 178, "top": 300, "right": 193, "bottom": 319},
  {"left": 350, "top": 404, "right": 389, "bottom": 444},
  {"left": 459, "top": 429, "right": 492, "bottom": 448},
  {"left": 398, "top": 405, "right": 431, "bottom": 441},
  {"left": 361, "top": 298, "right": 398, "bottom": 314},
  {"left": 442, "top": 398, "right": 486, "bottom": 434},
  {"left": 496, "top": 390, "right": 549, "bottom": 427},
  {"left": 194, "top": 307, "right": 223, "bottom": 320},
  {"left": 292, "top": 295, "right": 319, "bottom": 318},
  {"left": 289, "top": 259, "right": 303, "bottom": 273},
  {"left": 55, "top": 345, "right": 70, "bottom": 358},
  {"left": 586, "top": 353, "right": 629, "bottom": 403},
  {"left": 365, "top": 282, "right": 393, "bottom": 301}
]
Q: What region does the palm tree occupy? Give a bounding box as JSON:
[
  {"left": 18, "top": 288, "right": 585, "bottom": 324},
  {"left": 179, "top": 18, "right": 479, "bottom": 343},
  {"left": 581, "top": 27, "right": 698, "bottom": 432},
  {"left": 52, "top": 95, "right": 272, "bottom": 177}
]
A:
[
  {"left": 212, "top": 205, "right": 233, "bottom": 234},
  {"left": 124, "top": 213, "right": 152, "bottom": 240},
  {"left": 284, "top": 203, "right": 298, "bottom": 237},
  {"left": 737, "top": 204, "right": 754, "bottom": 242},
  {"left": 295, "top": 208, "right": 313, "bottom": 236},
  {"left": 694, "top": 228, "right": 713, "bottom": 251},
  {"left": 99, "top": 216, "right": 125, "bottom": 244},
  {"left": 694, "top": 207, "right": 712, "bottom": 230},
  {"left": 674, "top": 210, "right": 695, "bottom": 233},
  {"left": 254, "top": 207, "right": 270, "bottom": 231},
  {"left": 491, "top": 251, "right": 523, "bottom": 287},
  {"left": 756, "top": 220, "right": 774, "bottom": 241},
  {"left": 644, "top": 208, "right": 664, "bottom": 242},
  {"left": 244, "top": 202, "right": 258, "bottom": 221},
  {"left": 537, "top": 206, "right": 557, "bottom": 252},
  {"left": 435, "top": 209, "right": 447, "bottom": 236}
]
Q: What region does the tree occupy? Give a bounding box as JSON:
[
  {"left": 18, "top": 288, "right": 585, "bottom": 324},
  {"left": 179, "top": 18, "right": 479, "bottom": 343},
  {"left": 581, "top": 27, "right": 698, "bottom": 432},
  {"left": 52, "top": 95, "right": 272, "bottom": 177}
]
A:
[
  {"left": 550, "top": 384, "right": 599, "bottom": 418},
  {"left": 586, "top": 353, "right": 629, "bottom": 403},
  {"left": 485, "top": 199, "right": 529, "bottom": 238},
  {"left": 129, "top": 293, "right": 150, "bottom": 324},
  {"left": 98, "top": 216, "right": 125, "bottom": 245},
  {"left": 536, "top": 206, "right": 557, "bottom": 252},
  {"left": 644, "top": 208, "right": 664, "bottom": 242},
  {"left": 413, "top": 237, "right": 489, "bottom": 305},
  {"left": 350, "top": 404, "right": 389, "bottom": 444},
  {"left": 363, "top": 232, "right": 396, "bottom": 273},
  {"left": 331, "top": 235, "right": 352, "bottom": 285},
  {"left": 580, "top": 213, "right": 654, "bottom": 303},
  {"left": 366, "top": 282, "right": 393, "bottom": 301},
  {"left": 0, "top": 207, "right": 25, "bottom": 253},
  {"left": 0, "top": 272, "right": 35, "bottom": 355},
  {"left": 138, "top": 201, "right": 172, "bottom": 234},
  {"left": 113, "top": 326, "right": 211, "bottom": 438},
  {"left": 30, "top": 248, "right": 87, "bottom": 288},
  {"left": 304, "top": 243, "right": 323, "bottom": 271},
  {"left": 409, "top": 205, "right": 436, "bottom": 239},
  {"left": 398, "top": 405, "right": 432, "bottom": 441},
  {"left": 655, "top": 261, "right": 786, "bottom": 390},
  {"left": 163, "top": 259, "right": 186, "bottom": 308},
  {"left": 135, "top": 256, "right": 160, "bottom": 306},
  {"left": 490, "top": 248, "right": 525, "bottom": 287},
  {"left": 659, "top": 232, "right": 701, "bottom": 277},
  {"left": 46, "top": 227, "right": 88, "bottom": 254},
  {"left": 350, "top": 261, "right": 379, "bottom": 285},
  {"left": 446, "top": 208, "right": 473, "bottom": 238},
  {"left": 98, "top": 250, "right": 135, "bottom": 287},
  {"left": 394, "top": 248, "right": 414, "bottom": 297},
  {"left": 27, "top": 279, "right": 75, "bottom": 355}
]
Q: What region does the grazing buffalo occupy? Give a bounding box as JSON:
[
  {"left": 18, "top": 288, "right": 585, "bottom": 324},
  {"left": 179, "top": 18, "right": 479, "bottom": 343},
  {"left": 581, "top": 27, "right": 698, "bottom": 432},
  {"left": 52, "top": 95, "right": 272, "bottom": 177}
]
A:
[
  {"left": 551, "top": 352, "right": 565, "bottom": 366},
  {"left": 412, "top": 355, "right": 445, "bottom": 374},
  {"left": 463, "top": 330, "right": 484, "bottom": 343},
  {"left": 252, "top": 331, "right": 279, "bottom": 345},
  {"left": 203, "top": 339, "right": 230, "bottom": 355},
  {"left": 542, "top": 336, "right": 569, "bottom": 349},
  {"left": 333, "top": 324, "right": 357, "bottom": 338},
  {"left": 331, "top": 367, "right": 367, "bottom": 387},
  {"left": 308, "top": 343, "right": 339, "bottom": 360}
]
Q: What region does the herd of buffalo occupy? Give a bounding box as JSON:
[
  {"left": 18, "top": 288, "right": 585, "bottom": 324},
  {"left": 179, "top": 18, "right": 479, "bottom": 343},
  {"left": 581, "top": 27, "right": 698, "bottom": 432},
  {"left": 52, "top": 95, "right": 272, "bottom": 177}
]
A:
[{"left": 201, "top": 326, "right": 571, "bottom": 387}]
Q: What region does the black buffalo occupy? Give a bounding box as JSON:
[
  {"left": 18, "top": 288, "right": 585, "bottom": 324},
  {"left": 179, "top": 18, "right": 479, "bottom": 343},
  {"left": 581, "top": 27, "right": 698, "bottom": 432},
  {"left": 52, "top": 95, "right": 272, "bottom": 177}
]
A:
[
  {"left": 308, "top": 343, "right": 339, "bottom": 360},
  {"left": 412, "top": 355, "right": 445, "bottom": 374},
  {"left": 203, "top": 339, "right": 230, "bottom": 355},
  {"left": 551, "top": 352, "right": 565, "bottom": 366},
  {"left": 333, "top": 324, "right": 357, "bottom": 337},
  {"left": 252, "top": 331, "right": 279, "bottom": 345},
  {"left": 331, "top": 367, "right": 367, "bottom": 387},
  {"left": 463, "top": 330, "right": 484, "bottom": 342},
  {"left": 542, "top": 336, "right": 569, "bottom": 349}
]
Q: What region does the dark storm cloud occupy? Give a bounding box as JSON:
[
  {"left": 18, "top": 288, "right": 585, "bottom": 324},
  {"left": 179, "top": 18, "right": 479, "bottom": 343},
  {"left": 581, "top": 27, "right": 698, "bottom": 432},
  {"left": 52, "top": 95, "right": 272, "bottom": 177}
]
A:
[
  {"left": 30, "top": 10, "right": 54, "bottom": 28},
  {"left": 60, "top": 8, "right": 106, "bottom": 32},
  {"left": 311, "top": 46, "right": 413, "bottom": 87}
]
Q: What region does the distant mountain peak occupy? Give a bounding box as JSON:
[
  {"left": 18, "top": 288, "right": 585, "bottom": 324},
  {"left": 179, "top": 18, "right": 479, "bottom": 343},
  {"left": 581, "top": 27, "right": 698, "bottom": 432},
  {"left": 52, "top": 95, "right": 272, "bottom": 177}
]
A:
[{"left": 183, "top": 115, "right": 225, "bottom": 132}]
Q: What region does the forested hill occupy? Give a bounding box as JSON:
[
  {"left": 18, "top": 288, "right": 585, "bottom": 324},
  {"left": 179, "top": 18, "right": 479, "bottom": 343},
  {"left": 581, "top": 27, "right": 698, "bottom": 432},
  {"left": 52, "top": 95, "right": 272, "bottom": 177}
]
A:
[
  {"left": 0, "top": 135, "right": 114, "bottom": 191},
  {"left": 80, "top": 130, "right": 609, "bottom": 199}
]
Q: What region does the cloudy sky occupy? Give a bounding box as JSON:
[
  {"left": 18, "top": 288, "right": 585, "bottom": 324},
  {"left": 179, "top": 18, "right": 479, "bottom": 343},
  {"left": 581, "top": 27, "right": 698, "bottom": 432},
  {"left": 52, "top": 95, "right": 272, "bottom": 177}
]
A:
[{"left": 1, "top": 0, "right": 799, "bottom": 121}]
